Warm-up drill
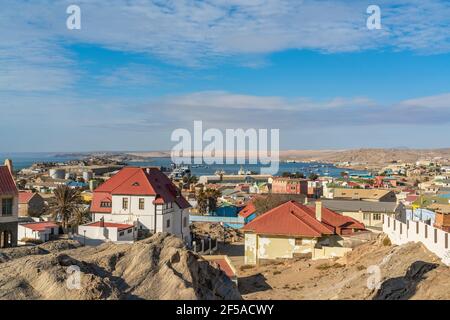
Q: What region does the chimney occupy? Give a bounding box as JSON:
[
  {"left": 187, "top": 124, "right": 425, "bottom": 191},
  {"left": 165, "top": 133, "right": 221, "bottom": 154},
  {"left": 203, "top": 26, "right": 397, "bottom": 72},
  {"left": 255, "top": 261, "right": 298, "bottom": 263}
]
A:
[
  {"left": 4, "top": 159, "right": 13, "bottom": 175},
  {"left": 304, "top": 197, "right": 308, "bottom": 205},
  {"left": 315, "top": 200, "right": 322, "bottom": 222}
]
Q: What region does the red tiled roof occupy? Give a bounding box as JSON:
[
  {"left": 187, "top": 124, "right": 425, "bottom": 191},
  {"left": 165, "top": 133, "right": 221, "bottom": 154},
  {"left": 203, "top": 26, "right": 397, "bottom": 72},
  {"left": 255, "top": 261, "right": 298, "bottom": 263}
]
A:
[
  {"left": 175, "top": 196, "right": 191, "bottom": 209},
  {"left": 307, "top": 205, "right": 365, "bottom": 231},
  {"left": 153, "top": 197, "right": 165, "bottom": 205},
  {"left": 242, "top": 201, "right": 334, "bottom": 237},
  {"left": 0, "top": 166, "right": 18, "bottom": 195},
  {"left": 21, "top": 222, "right": 58, "bottom": 232},
  {"left": 239, "top": 201, "right": 256, "bottom": 218},
  {"left": 85, "top": 221, "right": 134, "bottom": 231},
  {"left": 91, "top": 167, "right": 191, "bottom": 212},
  {"left": 405, "top": 194, "right": 419, "bottom": 202},
  {"left": 18, "top": 191, "right": 36, "bottom": 204},
  {"left": 209, "top": 258, "right": 236, "bottom": 278},
  {"left": 90, "top": 192, "right": 112, "bottom": 213}
]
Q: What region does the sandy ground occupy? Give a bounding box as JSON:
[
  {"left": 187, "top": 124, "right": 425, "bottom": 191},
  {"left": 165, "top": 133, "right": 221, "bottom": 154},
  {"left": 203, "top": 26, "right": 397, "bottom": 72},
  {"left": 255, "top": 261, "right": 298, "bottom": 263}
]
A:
[{"left": 217, "top": 237, "right": 450, "bottom": 300}]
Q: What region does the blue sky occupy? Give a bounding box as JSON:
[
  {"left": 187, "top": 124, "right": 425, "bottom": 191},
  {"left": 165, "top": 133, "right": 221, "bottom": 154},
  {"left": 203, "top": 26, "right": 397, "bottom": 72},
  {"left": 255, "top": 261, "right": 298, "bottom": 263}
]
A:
[{"left": 1, "top": 0, "right": 450, "bottom": 152}]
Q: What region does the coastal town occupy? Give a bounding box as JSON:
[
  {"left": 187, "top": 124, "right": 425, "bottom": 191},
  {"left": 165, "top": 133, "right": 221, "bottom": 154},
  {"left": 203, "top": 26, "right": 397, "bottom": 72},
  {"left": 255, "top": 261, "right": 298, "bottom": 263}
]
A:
[
  {"left": 2, "top": 0, "right": 450, "bottom": 306},
  {"left": 1, "top": 150, "right": 450, "bottom": 299}
]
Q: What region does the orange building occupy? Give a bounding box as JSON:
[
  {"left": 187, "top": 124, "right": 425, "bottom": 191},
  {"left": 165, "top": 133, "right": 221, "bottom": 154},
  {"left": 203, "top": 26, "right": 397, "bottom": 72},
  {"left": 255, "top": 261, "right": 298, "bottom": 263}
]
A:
[{"left": 434, "top": 211, "right": 450, "bottom": 232}]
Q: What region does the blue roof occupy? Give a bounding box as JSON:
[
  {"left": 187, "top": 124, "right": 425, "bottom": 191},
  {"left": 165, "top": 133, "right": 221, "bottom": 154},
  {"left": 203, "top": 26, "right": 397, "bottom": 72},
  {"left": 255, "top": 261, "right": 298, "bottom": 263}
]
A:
[
  {"left": 406, "top": 209, "right": 436, "bottom": 223},
  {"left": 438, "top": 193, "right": 450, "bottom": 199},
  {"left": 66, "top": 181, "right": 88, "bottom": 188}
]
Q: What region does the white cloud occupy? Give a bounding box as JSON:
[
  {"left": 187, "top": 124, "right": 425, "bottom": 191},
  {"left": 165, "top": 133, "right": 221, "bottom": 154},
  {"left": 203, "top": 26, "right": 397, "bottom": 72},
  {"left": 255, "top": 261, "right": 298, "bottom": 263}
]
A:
[
  {"left": 399, "top": 93, "right": 450, "bottom": 109},
  {"left": 124, "top": 91, "right": 450, "bottom": 129},
  {"left": 0, "top": 0, "right": 449, "bottom": 92}
]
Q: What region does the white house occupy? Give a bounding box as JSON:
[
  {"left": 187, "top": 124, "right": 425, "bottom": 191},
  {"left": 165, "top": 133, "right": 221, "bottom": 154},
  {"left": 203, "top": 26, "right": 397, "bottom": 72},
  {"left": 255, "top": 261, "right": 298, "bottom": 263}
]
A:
[
  {"left": 89, "top": 167, "right": 192, "bottom": 244},
  {"left": 18, "top": 221, "right": 59, "bottom": 243},
  {"left": 77, "top": 221, "right": 136, "bottom": 246}
]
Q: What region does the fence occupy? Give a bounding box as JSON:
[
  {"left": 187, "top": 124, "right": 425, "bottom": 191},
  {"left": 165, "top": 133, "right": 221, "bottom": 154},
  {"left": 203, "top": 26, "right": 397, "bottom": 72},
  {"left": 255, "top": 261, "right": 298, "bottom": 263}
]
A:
[
  {"left": 383, "top": 215, "right": 450, "bottom": 266},
  {"left": 192, "top": 237, "right": 219, "bottom": 255},
  {"left": 189, "top": 214, "right": 245, "bottom": 228}
]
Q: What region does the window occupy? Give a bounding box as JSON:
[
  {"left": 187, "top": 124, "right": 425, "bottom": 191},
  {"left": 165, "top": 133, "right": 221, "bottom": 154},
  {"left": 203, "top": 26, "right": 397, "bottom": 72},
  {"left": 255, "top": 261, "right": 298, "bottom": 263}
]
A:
[
  {"left": 119, "top": 231, "right": 124, "bottom": 236},
  {"left": 1, "top": 198, "right": 13, "bottom": 216},
  {"left": 363, "top": 213, "right": 371, "bottom": 220},
  {"left": 434, "top": 229, "right": 438, "bottom": 243},
  {"left": 445, "top": 233, "right": 448, "bottom": 249},
  {"left": 127, "top": 229, "right": 132, "bottom": 234},
  {"left": 183, "top": 216, "right": 188, "bottom": 228},
  {"left": 122, "top": 198, "right": 128, "bottom": 210},
  {"left": 100, "top": 202, "right": 111, "bottom": 208},
  {"left": 373, "top": 213, "right": 381, "bottom": 221},
  {"left": 295, "top": 238, "right": 302, "bottom": 246},
  {"left": 166, "top": 219, "right": 170, "bottom": 228},
  {"left": 139, "top": 198, "right": 145, "bottom": 210}
]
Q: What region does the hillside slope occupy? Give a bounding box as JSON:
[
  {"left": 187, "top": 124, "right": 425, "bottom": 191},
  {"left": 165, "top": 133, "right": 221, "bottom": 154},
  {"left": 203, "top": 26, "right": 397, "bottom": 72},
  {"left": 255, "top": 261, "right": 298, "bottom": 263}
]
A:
[
  {"left": 0, "top": 233, "right": 241, "bottom": 300},
  {"left": 239, "top": 235, "right": 450, "bottom": 300}
]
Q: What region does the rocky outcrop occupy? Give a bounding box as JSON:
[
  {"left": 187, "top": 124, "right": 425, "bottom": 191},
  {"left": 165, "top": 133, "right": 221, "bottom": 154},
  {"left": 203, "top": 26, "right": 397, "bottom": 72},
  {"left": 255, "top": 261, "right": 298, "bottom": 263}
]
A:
[{"left": 0, "top": 233, "right": 241, "bottom": 300}]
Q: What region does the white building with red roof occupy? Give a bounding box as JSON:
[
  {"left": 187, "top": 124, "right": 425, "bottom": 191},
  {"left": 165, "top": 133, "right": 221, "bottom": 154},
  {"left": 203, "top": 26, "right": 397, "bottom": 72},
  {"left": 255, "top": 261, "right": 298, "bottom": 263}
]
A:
[
  {"left": 18, "top": 221, "right": 59, "bottom": 243},
  {"left": 77, "top": 221, "right": 136, "bottom": 245},
  {"left": 88, "top": 167, "right": 191, "bottom": 244},
  {"left": 0, "top": 161, "right": 19, "bottom": 248}
]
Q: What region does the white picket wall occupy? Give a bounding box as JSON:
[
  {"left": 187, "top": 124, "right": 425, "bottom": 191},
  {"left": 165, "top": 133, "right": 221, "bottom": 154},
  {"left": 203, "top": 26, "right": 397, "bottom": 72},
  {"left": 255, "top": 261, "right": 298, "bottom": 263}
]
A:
[{"left": 383, "top": 215, "right": 450, "bottom": 266}]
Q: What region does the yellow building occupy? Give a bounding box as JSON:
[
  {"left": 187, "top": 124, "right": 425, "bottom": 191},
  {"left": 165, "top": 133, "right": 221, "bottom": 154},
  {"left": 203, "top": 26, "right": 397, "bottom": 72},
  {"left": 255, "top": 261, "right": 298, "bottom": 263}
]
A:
[
  {"left": 81, "top": 191, "right": 93, "bottom": 202},
  {"left": 242, "top": 201, "right": 361, "bottom": 265}
]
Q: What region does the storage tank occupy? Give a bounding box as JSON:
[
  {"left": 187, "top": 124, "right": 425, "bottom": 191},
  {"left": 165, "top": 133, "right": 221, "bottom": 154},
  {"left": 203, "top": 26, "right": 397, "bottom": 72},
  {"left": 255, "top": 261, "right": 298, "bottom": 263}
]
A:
[
  {"left": 49, "top": 168, "right": 65, "bottom": 179},
  {"left": 89, "top": 179, "right": 99, "bottom": 191},
  {"left": 65, "top": 172, "right": 76, "bottom": 180},
  {"left": 82, "top": 171, "right": 93, "bottom": 181}
]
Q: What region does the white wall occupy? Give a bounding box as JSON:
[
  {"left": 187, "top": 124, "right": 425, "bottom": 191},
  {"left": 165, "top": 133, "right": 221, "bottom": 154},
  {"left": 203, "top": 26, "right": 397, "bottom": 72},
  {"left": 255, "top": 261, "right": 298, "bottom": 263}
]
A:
[
  {"left": 17, "top": 225, "right": 57, "bottom": 242},
  {"left": 78, "top": 225, "right": 136, "bottom": 244},
  {"left": 383, "top": 215, "right": 450, "bottom": 266}
]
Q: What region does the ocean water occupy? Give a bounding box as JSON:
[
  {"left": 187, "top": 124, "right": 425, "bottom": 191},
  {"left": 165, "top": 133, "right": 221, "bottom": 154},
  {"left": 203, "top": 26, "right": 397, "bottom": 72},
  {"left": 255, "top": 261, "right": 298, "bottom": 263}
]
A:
[
  {"left": 0, "top": 152, "right": 79, "bottom": 170},
  {"left": 128, "top": 158, "right": 368, "bottom": 177},
  {"left": 0, "top": 152, "right": 368, "bottom": 177}
]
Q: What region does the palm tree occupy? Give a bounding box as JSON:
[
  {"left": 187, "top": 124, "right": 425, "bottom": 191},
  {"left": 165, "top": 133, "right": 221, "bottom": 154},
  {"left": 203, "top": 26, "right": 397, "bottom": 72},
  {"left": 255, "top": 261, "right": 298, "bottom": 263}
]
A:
[
  {"left": 70, "top": 206, "right": 91, "bottom": 230},
  {"left": 196, "top": 189, "right": 208, "bottom": 214},
  {"left": 51, "top": 185, "right": 81, "bottom": 232},
  {"left": 205, "top": 188, "right": 222, "bottom": 213}
]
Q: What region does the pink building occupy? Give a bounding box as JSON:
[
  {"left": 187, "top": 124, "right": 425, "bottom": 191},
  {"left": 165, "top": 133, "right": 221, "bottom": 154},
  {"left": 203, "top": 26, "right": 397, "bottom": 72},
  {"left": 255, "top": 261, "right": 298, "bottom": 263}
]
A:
[{"left": 271, "top": 177, "right": 308, "bottom": 195}]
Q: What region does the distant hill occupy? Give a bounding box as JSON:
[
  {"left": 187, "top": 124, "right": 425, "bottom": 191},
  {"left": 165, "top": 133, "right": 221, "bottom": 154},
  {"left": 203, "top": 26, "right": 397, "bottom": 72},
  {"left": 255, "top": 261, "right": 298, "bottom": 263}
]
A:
[
  {"left": 130, "top": 148, "right": 450, "bottom": 165},
  {"left": 305, "top": 148, "right": 450, "bottom": 164}
]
